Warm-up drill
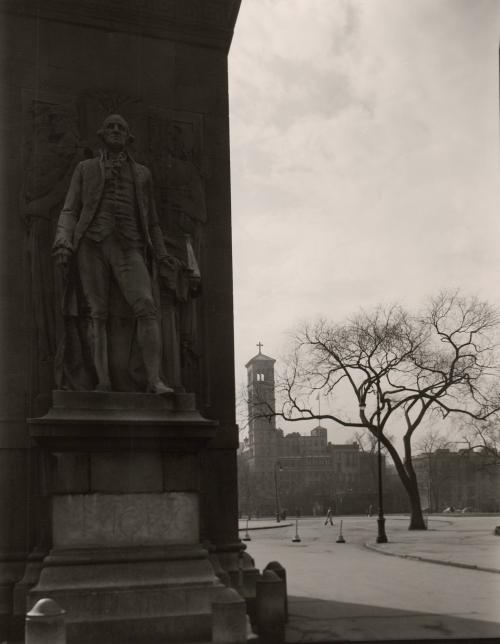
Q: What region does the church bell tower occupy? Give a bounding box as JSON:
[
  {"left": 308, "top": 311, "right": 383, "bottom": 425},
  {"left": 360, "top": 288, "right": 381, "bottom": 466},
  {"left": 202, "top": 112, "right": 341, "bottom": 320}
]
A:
[{"left": 245, "top": 342, "right": 276, "bottom": 435}]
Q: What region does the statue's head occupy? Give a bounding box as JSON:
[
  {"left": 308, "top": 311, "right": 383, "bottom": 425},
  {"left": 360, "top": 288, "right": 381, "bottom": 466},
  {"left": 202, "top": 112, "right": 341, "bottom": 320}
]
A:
[{"left": 97, "top": 114, "right": 135, "bottom": 151}]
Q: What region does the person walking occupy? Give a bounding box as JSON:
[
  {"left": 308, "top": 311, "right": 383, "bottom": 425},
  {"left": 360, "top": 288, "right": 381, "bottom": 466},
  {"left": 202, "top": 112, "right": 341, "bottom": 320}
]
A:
[{"left": 324, "top": 506, "right": 334, "bottom": 526}]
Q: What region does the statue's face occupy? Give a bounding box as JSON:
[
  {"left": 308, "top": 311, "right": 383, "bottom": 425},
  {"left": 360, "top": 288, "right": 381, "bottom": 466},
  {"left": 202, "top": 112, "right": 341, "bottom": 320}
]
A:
[{"left": 101, "top": 115, "right": 129, "bottom": 151}]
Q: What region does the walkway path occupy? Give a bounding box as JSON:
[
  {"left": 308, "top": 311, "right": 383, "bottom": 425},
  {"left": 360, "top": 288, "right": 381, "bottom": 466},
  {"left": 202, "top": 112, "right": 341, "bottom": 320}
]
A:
[
  {"left": 366, "top": 514, "right": 500, "bottom": 573},
  {"left": 242, "top": 515, "right": 500, "bottom": 641}
]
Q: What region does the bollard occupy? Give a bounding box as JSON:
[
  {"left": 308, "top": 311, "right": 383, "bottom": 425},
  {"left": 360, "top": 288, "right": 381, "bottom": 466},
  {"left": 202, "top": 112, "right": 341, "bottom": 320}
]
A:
[
  {"left": 212, "top": 587, "right": 247, "bottom": 644},
  {"left": 239, "top": 551, "right": 260, "bottom": 598},
  {"left": 336, "top": 519, "right": 346, "bottom": 543},
  {"left": 242, "top": 517, "right": 251, "bottom": 541},
  {"left": 264, "top": 561, "right": 288, "bottom": 622},
  {"left": 255, "top": 570, "right": 285, "bottom": 643},
  {"left": 292, "top": 517, "right": 301, "bottom": 543},
  {"left": 26, "top": 598, "right": 66, "bottom": 644},
  {"left": 238, "top": 551, "right": 260, "bottom": 628}
]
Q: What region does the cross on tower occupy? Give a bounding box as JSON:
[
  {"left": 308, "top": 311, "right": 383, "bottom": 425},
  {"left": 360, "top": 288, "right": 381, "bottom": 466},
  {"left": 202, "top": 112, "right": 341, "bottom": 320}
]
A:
[{"left": 257, "top": 341, "right": 263, "bottom": 354}]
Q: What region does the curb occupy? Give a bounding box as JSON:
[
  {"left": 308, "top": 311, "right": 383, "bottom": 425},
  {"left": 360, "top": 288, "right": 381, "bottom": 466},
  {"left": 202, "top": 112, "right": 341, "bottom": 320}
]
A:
[
  {"left": 238, "top": 522, "right": 293, "bottom": 531},
  {"left": 364, "top": 542, "right": 500, "bottom": 575}
]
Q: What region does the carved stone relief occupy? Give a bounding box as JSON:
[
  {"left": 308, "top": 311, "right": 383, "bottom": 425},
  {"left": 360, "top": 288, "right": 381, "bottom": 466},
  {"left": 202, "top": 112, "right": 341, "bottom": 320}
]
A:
[
  {"left": 148, "top": 107, "right": 207, "bottom": 394},
  {"left": 20, "top": 100, "right": 87, "bottom": 408},
  {"left": 21, "top": 93, "right": 207, "bottom": 400}
]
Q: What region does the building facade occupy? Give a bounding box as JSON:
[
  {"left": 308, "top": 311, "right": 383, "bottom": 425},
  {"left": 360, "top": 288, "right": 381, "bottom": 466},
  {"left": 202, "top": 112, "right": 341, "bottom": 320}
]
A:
[
  {"left": 413, "top": 448, "right": 500, "bottom": 512},
  {"left": 238, "top": 347, "right": 381, "bottom": 516}
]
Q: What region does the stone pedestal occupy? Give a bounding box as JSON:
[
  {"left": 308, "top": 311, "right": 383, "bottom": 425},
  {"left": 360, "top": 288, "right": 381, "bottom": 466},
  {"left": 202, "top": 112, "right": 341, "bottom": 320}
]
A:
[{"left": 27, "top": 391, "right": 223, "bottom": 643}]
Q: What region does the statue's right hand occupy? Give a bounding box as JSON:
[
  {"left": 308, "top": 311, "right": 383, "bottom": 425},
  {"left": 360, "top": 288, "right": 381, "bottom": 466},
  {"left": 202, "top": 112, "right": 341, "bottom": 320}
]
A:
[{"left": 54, "top": 248, "right": 72, "bottom": 270}]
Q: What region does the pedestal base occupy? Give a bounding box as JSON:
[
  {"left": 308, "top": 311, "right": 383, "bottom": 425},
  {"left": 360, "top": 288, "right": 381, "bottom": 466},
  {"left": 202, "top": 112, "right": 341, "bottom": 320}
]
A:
[
  {"left": 27, "top": 390, "right": 223, "bottom": 642},
  {"left": 30, "top": 544, "right": 222, "bottom": 643}
]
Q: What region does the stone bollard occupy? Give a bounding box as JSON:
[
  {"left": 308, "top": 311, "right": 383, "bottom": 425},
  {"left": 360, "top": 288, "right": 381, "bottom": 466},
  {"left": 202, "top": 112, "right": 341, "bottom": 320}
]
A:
[
  {"left": 212, "top": 587, "right": 247, "bottom": 644},
  {"left": 239, "top": 551, "right": 260, "bottom": 597},
  {"left": 237, "top": 551, "right": 260, "bottom": 630},
  {"left": 264, "top": 561, "right": 288, "bottom": 621},
  {"left": 255, "top": 570, "right": 285, "bottom": 643},
  {"left": 25, "top": 598, "right": 66, "bottom": 644}
]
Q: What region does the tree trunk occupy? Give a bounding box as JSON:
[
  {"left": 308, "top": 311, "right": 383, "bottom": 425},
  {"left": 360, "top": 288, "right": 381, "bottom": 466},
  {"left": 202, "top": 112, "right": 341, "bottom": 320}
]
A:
[
  {"left": 382, "top": 436, "right": 427, "bottom": 531},
  {"left": 402, "top": 431, "right": 427, "bottom": 530},
  {"left": 407, "top": 477, "right": 427, "bottom": 530}
]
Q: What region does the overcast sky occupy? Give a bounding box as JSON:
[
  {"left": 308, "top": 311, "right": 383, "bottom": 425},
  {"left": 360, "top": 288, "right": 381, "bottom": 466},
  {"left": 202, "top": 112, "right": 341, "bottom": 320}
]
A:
[{"left": 229, "top": 0, "right": 500, "bottom": 443}]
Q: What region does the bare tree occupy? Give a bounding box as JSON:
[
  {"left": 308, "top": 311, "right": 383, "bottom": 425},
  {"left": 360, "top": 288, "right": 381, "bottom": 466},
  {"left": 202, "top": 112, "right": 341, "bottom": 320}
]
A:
[
  {"left": 354, "top": 430, "right": 394, "bottom": 454},
  {"left": 252, "top": 291, "right": 500, "bottom": 530},
  {"left": 414, "top": 428, "right": 452, "bottom": 454},
  {"left": 459, "top": 418, "right": 500, "bottom": 466},
  {"left": 353, "top": 429, "right": 393, "bottom": 495},
  {"left": 414, "top": 428, "right": 453, "bottom": 512}
]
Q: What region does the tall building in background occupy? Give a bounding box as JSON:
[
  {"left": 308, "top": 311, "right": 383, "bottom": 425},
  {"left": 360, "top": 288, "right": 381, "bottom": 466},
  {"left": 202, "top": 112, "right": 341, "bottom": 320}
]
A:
[
  {"left": 413, "top": 448, "right": 500, "bottom": 513},
  {"left": 246, "top": 343, "right": 277, "bottom": 435},
  {"left": 239, "top": 345, "right": 382, "bottom": 516}
]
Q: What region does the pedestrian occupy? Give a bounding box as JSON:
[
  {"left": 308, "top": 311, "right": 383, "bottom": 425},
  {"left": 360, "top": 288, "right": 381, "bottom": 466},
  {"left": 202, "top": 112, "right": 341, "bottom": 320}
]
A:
[
  {"left": 324, "top": 507, "right": 334, "bottom": 526},
  {"left": 367, "top": 504, "right": 373, "bottom": 517}
]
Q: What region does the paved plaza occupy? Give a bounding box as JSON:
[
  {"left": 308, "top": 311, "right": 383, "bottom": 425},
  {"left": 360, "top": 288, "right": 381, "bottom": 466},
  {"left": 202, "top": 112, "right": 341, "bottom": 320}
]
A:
[{"left": 240, "top": 514, "right": 500, "bottom": 642}]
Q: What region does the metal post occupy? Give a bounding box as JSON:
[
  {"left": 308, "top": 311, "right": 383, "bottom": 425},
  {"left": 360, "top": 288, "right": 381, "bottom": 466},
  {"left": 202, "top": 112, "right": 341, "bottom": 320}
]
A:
[
  {"left": 243, "top": 517, "right": 251, "bottom": 541},
  {"left": 274, "top": 461, "right": 281, "bottom": 522},
  {"left": 336, "top": 519, "right": 346, "bottom": 543},
  {"left": 376, "top": 432, "right": 388, "bottom": 542},
  {"left": 428, "top": 453, "right": 432, "bottom": 513},
  {"left": 360, "top": 390, "right": 388, "bottom": 543},
  {"left": 376, "top": 388, "right": 388, "bottom": 543}
]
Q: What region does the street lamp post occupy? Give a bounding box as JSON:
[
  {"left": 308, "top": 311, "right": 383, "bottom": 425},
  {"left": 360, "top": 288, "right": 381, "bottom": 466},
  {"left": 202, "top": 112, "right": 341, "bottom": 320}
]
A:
[
  {"left": 360, "top": 390, "right": 388, "bottom": 543},
  {"left": 274, "top": 461, "right": 282, "bottom": 522},
  {"left": 428, "top": 452, "right": 432, "bottom": 513},
  {"left": 375, "top": 416, "right": 388, "bottom": 543}
]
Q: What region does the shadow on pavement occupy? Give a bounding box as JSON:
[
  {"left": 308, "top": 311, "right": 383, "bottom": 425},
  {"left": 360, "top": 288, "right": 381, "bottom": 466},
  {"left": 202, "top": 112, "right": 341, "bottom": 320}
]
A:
[{"left": 285, "top": 595, "right": 500, "bottom": 643}]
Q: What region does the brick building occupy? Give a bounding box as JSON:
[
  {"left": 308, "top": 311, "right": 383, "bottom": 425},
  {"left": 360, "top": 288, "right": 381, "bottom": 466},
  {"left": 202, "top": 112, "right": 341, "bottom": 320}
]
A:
[
  {"left": 413, "top": 447, "right": 500, "bottom": 512},
  {"left": 238, "top": 347, "right": 381, "bottom": 516}
]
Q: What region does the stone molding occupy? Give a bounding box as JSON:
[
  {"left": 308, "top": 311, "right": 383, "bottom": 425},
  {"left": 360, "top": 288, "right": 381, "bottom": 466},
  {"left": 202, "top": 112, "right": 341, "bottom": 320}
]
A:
[
  {"left": 28, "top": 390, "right": 218, "bottom": 451},
  {"left": 0, "top": 0, "right": 242, "bottom": 50}
]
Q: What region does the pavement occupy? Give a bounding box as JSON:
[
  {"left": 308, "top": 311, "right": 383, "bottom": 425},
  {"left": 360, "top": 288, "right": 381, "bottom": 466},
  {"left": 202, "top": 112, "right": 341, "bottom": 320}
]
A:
[
  {"left": 240, "top": 514, "right": 500, "bottom": 642},
  {"left": 365, "top": 515, "right": 500, "bottom": 575},
  {"left": 239, "top": 514, "right": 500, "bottom": 573}
]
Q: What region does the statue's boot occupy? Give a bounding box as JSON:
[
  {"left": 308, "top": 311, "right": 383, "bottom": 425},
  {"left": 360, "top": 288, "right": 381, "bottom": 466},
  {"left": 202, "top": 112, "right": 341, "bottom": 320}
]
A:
[
  {"left": 137, "top": 317, "right": 173, "bottom": 394},
  {"left": 91, "top": 318, "right": 112, "bottom": 391}
]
